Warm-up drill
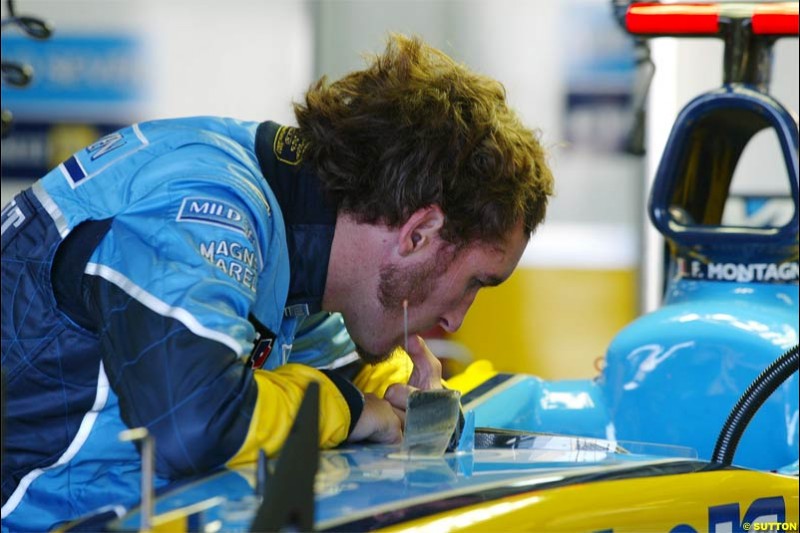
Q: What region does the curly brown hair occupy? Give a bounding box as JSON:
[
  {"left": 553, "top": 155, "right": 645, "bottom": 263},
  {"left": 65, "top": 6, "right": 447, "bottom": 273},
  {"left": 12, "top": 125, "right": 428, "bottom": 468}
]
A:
[{"left": 294, "top": 34, "right": 554, "bottom": 245}]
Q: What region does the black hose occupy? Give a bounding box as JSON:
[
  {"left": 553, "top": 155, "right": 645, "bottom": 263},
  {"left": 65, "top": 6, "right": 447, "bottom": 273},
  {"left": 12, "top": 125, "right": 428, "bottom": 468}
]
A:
[{"left": 712, "top": 344, "right": 799, "bottom": 466}]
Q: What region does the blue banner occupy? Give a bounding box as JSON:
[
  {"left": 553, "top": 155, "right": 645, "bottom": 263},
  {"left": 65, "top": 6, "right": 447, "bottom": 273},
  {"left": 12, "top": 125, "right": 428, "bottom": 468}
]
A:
[{"left": 1, "top": 33, "right": 146, "bottom": 119}]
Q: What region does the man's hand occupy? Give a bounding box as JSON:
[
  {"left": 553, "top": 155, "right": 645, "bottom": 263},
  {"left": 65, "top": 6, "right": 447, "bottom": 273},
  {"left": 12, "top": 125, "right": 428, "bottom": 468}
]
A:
[
  {"left": 406, "top": 334, "right": 443, "bottom": 390},
  {"left": 384, "top": 335, "right": 443, "bottom": 418},
  {"left": 348, "top": 393, "right": 403, "bottom": 444},
  {"left": 351, "top": 336, "right": 445, "bottom": 440}
]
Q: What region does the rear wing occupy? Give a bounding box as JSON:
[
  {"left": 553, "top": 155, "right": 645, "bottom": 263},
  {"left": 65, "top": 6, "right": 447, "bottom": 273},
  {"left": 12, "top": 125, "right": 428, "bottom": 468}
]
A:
[
  {"left": 618, "top": 1, "right": 798, "bottom": 88},
  {"left": 625, "top": 2, "right": 798, "bottom": 37}
]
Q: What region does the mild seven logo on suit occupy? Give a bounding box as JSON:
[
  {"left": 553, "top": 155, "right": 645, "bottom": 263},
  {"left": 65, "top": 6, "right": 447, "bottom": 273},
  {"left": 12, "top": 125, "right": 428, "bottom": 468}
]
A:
[{"left": 177, "top": 197, "right": 255, "bottom": 242}]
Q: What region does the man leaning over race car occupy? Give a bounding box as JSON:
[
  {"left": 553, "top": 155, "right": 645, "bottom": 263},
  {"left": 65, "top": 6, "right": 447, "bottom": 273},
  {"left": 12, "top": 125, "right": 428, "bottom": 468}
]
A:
[{"left": 0, "top": 34, "right": 554, "bottom": 529}]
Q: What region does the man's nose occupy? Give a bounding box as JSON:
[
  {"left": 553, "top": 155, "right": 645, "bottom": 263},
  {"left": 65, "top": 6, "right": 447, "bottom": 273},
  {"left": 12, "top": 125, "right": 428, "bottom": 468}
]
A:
[{"left": 438, "top": 293, "right": 476, "bottom": 333}]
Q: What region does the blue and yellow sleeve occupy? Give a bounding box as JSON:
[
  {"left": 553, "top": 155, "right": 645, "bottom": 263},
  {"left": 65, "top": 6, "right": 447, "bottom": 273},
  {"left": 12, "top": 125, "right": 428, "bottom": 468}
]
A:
[{"left": 226, "top": 364, "right": 363, "bottom": 466}]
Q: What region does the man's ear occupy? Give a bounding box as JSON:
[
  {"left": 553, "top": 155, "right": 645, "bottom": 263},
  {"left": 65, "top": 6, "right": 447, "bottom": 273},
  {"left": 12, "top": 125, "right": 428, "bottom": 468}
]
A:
[{"left": 398, "top": 205, "right": 445, "bottom": 257}]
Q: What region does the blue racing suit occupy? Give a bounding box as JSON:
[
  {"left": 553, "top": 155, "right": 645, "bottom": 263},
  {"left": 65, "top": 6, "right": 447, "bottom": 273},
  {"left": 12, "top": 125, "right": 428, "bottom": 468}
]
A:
[{"left": 0, "top": 118, "right": 409, "bottom": 531}]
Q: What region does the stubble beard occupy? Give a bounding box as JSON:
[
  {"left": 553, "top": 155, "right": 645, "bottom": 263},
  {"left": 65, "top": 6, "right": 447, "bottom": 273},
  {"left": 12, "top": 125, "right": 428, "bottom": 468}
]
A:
[{"left": 355, "top": 247, "right": 457, "bottom": 365}]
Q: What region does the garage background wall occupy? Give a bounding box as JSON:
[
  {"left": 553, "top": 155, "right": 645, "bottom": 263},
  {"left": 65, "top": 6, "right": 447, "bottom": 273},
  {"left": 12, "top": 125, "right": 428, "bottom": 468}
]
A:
[{"left": 1, "top": 0, "right": 797, "bottom": 379}]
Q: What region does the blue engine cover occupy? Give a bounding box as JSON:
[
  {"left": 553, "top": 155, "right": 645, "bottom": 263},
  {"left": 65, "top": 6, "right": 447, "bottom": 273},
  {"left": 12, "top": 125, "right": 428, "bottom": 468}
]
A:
[{"left": 600, "top": 280, "right": 798, "bottom": 470}]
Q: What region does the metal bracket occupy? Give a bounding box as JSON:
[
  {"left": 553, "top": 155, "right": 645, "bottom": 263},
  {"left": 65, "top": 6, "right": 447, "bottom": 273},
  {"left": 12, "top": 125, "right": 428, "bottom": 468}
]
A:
[{"left": 119, "top": 427, "right": 154, "bottom": 531}]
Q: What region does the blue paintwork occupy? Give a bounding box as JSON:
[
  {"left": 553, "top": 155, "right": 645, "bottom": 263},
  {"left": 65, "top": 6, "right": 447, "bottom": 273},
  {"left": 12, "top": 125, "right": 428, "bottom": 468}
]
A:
[
  {"left": 111, "top": 442, "right": 691, "bottom": 531},
  {"left": 456, "top": 410, "right": 476, "bottom": 453},
  {"left": 601, "top": 281, "right": 798, "bottom": 470},
  {"left": 649, "top": 85, "right": 798, "bottom": 248},
  {"left": 463, "top": 303, "right": 797, "bottom": 470},
  {"left": 464, "top": 375, "right": 610, "bottom": 440}
]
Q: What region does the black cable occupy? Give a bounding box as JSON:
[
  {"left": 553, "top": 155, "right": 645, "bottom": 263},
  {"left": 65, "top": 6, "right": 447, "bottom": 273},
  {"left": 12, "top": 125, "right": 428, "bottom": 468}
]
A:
[
  {"left": 711, "top": 344, "right": 800, "bottom": 466},
  {"left": 2, "top": 0, "right": 53, "bottom": 40},
  {"left": 2, "top": 61, "right": 33, "bottom": 87}
]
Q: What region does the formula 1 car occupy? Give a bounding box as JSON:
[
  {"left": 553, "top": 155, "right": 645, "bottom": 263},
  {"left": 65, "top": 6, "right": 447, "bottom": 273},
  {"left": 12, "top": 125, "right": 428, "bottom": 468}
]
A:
[
  {"left": 106, "top": 385, "right": 797, "bottom": 533},
  {"left": 65, "top": 2, "right": 800, "bottom": 531}
]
